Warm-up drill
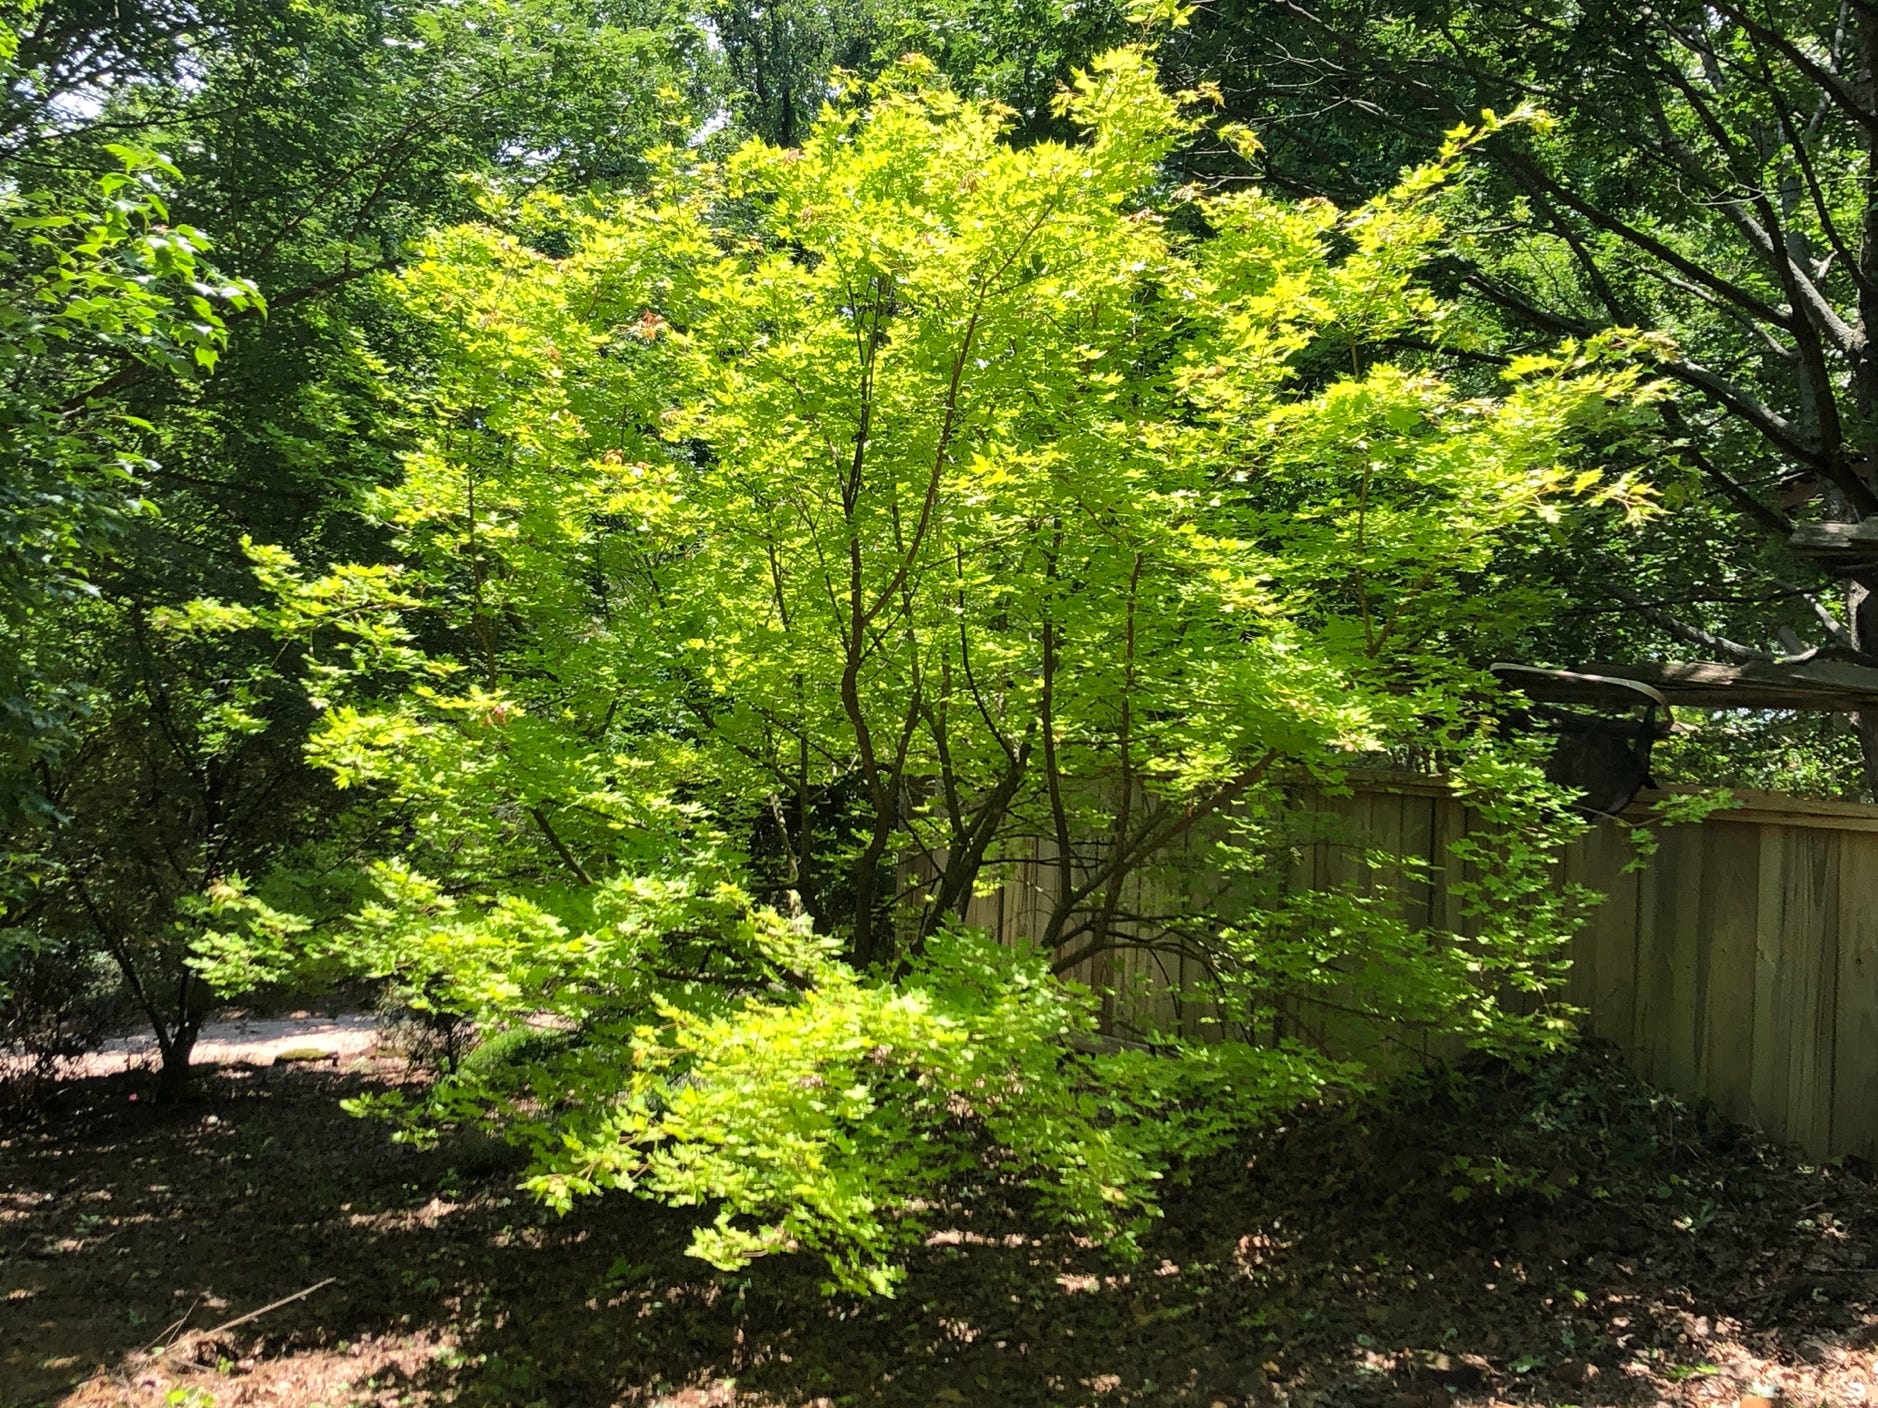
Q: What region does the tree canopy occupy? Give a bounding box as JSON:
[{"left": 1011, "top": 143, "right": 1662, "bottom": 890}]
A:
[
  {"left": 1158, "top": 0, "right": 1878, "bottom": 793},
  {"left": 166, "top": 48, "right": 1662, "bottom": 1289},
  {"left": 0, "top": 0, "right": 714, "bottom": 1092}
]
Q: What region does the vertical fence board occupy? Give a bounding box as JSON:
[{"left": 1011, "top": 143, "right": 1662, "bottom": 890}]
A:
[
  {"left": 1398, "top": 793, "right": 1437, "bottom": 928},
  {"left": 1560, "top": 833, "right": 1597, "bottom": 1012},
  {"left": 1834, "top": 828, "right": 1878, "bottom": 1164},
  {"left": 1399, "top": 794, "right": 1440, "bottom": 1065},
  {"left": 1572, "top": 819, "right": 1640, "bottom": 1049},
  {"left": 1135, "top": 861, "right": 1179, "bottom": 1037},
  {"left": 1430, "top": 793, "right": 1468, "bottom": 938},
  {"left": 1632, "top": 837, "right": 1662, "bottom": 1077},
  {"left": 1753, "top": 828, "right": 1798, "bottom": 1144},
  {"left": 1638, "top": 824, "right": 1704, "bottom": 1093},
  {"left": 1753, "top": 827, "right": 1840, "bottom": 1152},
  {"left": 1305, "top": 791, "right": 1354, "bottom": 1060},
  {"left": 1697, "top": 821, "right": 1761, "bottom": 1125},
  {"left": 1790, "top": 831, "right": 1839, "bottom": 1154}
]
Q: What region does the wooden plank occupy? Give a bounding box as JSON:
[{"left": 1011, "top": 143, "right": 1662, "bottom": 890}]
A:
[
  {"left": 963, "top": 878, "right": 999, "bottom": 934},
  {"left": 1316, "top": 790, "right": 1376, "bottom": 1065},
  {"left": 1429, "top": 790, "right": 1471, "bottom": 939},
  {"left": 1753, "top": 827, "right": 1840, "bottom": 1153},
  {"left": 1832, "top": 829, "right": 1878, "bottom": 1164},
  {"left": 1789, "top": 832, "right": 1840, "bottom": 1155},
  {"left": 1174, "top": 830, "right": 1218, "bottom": 1043},
  {"left": 1132, "top": 860, "right": 1178, "bottom": 1038},
  {"left": 1398, "top": 792, "right": 1437, "bottom": 931},
  {"left": 1398, "top": 794, "right": 1439, "bottom": 1066},
  {"left": 1631, "top": 833, "right": 1663, "bottom": 1080},
  {"left": 1571, "top": 817, "right": 1641, "bottom": 1052},
  {"left": 1025, "top": 836, "right": 1057, "bottom": 949},
  {"left": 1573, "top": 657, "right": 1878, "bottom": 712},
  {"left": 1414, "top": 790, "right": 1472, "bottom": 1067},
  {"left": 1695, "top": 821, "right": 1760, "bottom": 1125},
  {"left": 1316, "top": 790, "right": 1365, "bottom": 891},
  {"left": 1637, "top": 824, "right": 1703, "bottom": 1092},
  {"left": 1003, "top": 846, "right": 1027, "bottom": 946},
  {"left": 994, "top": 859, "right": 1010, "bottom": 948},
  {"left": 1790, "top": 519, "right": 1878, "bottom": 550},
  {"left": 1357, "top": 789, "right": 1419, "bottom": 1072},
  {"left": 1372, "top": 790, "right": 1430, "bottom": 927},
  {"left": 1349, "top": 768, "right": 1878, "bottom": 835},
  {"left": 1753, "top": 829, "right": 1796, "bottom": 1143},
  {"left": 1789, "top": 520, "right": 1878, "bottom": 571}
]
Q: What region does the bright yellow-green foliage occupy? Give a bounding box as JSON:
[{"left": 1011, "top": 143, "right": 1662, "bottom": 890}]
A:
[{"left": 225, "top": 49, "right": 1663, "bottom": 1291}]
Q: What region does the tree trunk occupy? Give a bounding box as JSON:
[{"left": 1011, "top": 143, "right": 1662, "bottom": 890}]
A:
[
  {"left": 153, "top": 969, "right": 208, "bottom": 1102},
  {"left": 1848, "top": 581, "right": 1878, "bottom": 798},
  {"left": 155, "top": 1025, "right": 198, "bottom": 1102}
]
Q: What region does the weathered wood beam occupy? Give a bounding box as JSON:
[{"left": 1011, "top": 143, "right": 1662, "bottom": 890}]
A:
[
  {"left": 1559, "top": 658, "right": 1878, "bottom": 711},
  {"left": 1789, "top": 520, "right": 1878, "bottom": 567}
]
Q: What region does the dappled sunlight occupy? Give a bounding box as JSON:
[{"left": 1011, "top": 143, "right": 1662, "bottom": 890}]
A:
[{"left": 2, "top": 1047, "right": 1874, "bottom": 1408}]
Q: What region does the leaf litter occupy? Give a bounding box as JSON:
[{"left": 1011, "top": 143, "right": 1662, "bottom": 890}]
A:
[{"left": 1, "top": 1042, "right": 1873, "bottom": 1408}]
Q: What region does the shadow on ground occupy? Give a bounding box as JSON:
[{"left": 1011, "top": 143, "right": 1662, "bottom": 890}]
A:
[{"left": 2, "top": 1044, "right": 1874, "bottom": 1408}]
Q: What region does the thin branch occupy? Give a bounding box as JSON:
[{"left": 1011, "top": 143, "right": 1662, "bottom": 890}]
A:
[
  {"left": 528, "top": 806, "right": 593, "bottom": 886},
  {"left": 1604, "top": 580, "right": 1776, "bottom": 661}
]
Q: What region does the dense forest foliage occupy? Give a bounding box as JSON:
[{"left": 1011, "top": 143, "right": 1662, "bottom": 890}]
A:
[{"left": 4, "top": 0, "right": 1875, "bottom": 1291}]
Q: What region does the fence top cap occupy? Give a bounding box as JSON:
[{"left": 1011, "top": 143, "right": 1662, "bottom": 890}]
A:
[{"left": 1488, "top": 662, "right": 1671, "bottom": 711}]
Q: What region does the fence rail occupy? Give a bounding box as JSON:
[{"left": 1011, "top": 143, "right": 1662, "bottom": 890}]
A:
[{"left": 954, "top": 774, "right": 1878, "bottom": 1166}]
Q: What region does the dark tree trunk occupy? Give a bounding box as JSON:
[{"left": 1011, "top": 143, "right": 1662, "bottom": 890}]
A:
[
  {"left": 155, "top": 1027, "right": 198, "bottom": 1101},
  {"left": 1849, "top": 582, "right": 1878, "bottom": 797}
]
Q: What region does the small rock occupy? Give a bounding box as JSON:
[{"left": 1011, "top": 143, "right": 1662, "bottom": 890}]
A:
[{"left": 1551, "top": 1359, "right": 1599, "bottom": 1389}]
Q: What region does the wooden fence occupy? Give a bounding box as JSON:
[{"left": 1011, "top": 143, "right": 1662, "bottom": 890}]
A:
[{"left": 950, "top": 774, "right": 1878, "bottom": 1167}]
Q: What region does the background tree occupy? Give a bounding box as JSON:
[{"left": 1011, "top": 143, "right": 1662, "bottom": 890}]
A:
[
  {"left": 0, "top": 0, "right": 718, "bottom": 1093},
  {"left": 1152, "top": 0, "right": 1878, "bottom": 794},
  {"left": 705, "top": 0, "right": 1122, "bottom": 143},
  {"left": 0, "top": 131, "right": 258, "bottom": 1088}
]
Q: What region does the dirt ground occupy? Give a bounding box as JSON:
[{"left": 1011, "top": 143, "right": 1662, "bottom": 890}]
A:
[
  {"left": 72, "top": 1012, "right": 380, "bottom": 1078},
  {"left": 2, "top": 1042, "right": 1875, "bottom": 1408}
]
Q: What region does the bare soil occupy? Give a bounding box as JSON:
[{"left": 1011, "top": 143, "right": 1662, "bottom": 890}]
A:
[
  {"left": 2, "top": 1044, "right": 1874, "bottom": 1408},
  {"left": 72, "top": 1011, "right": 379, "bottom": 1079}
]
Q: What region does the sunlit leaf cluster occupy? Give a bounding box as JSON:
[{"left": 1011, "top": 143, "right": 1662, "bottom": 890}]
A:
[{"left": 223, "top": 49, "right": 1654, "bottom": 1288}]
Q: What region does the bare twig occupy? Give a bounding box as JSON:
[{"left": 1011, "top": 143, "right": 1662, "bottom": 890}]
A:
[
  {"left": 139, "top": 1293, "right": 204, "bottom": 1355},
  {"left": 154, "top": 1277, "right": 337, "bottom": 1353}
]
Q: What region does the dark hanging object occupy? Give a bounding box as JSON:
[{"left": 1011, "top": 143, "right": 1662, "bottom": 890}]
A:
[{"left": 1488, "top": 664, "right": 1674, "bottom": 817}]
